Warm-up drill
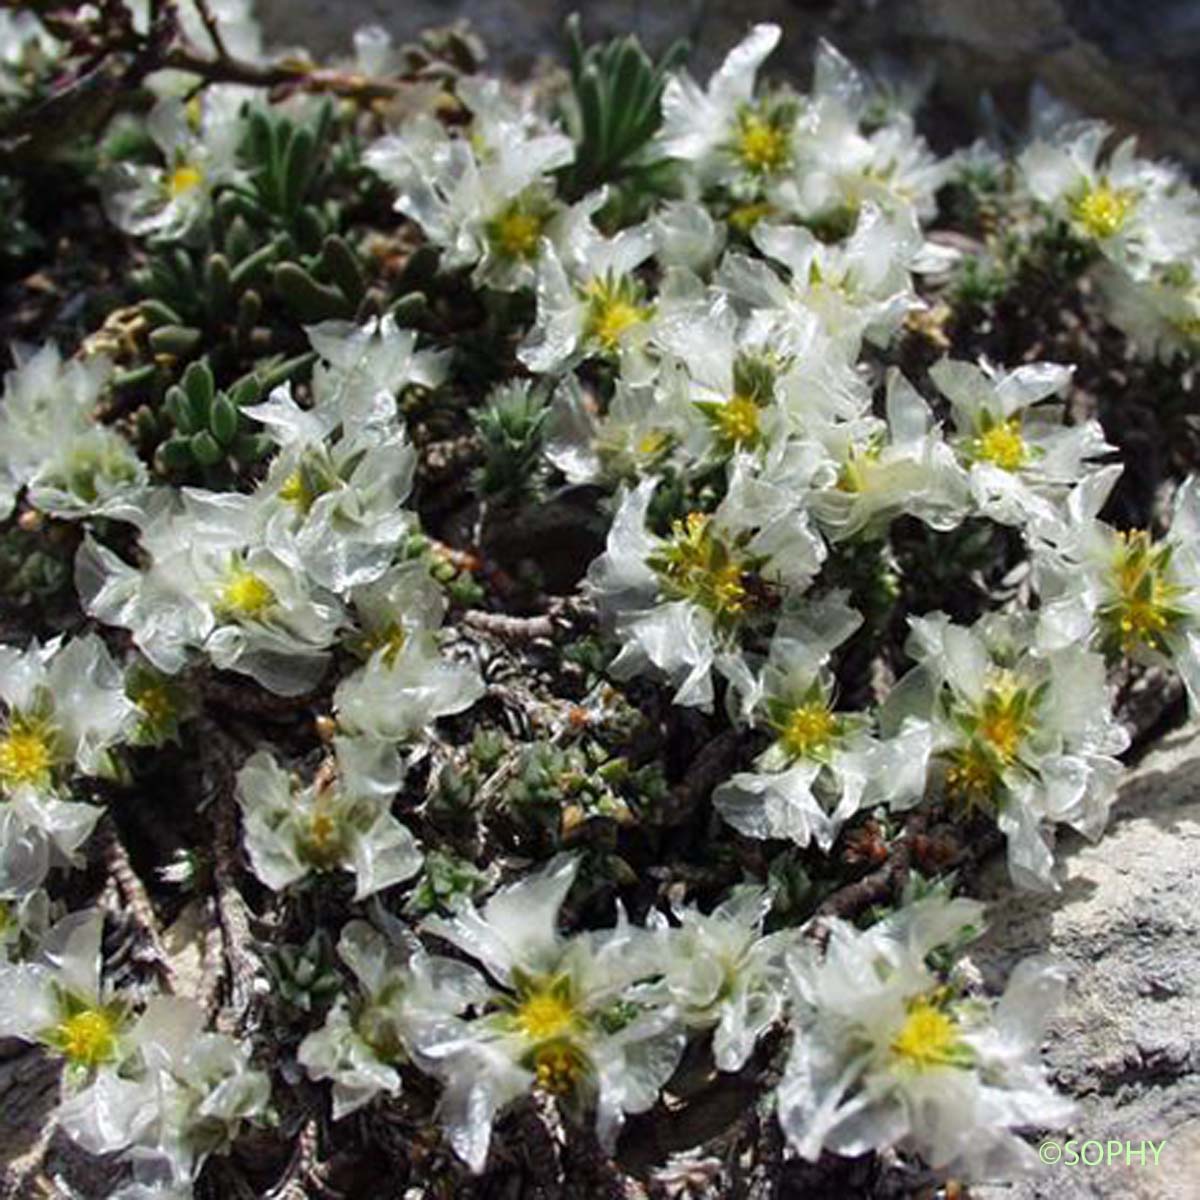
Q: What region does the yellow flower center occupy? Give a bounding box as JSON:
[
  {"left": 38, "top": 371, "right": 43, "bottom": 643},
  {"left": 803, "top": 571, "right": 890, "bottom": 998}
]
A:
[
  {"left": 889, "top": 997, "right": 965, "bottom": 1071},
  {"left": 514, "top": 987, "right": 578, "bottom": 1042},
  {"left": 135, "top": 683, "right": 175, "bottom": 729},
  {"left": 836, "top": 443, "right": 882, "bottom": 494},
  {"left": 583, "top": 277, "right": 652, "bottom": 353},
  {"left": 0, "top": 721, "right": 56, "bottom": 790},
  {"left": 278, "top": 469, "right": 314, "bottom": 512},
  {"left": 491, "top": 207, "right": 544, "bottom": 260},
  {"left": 943, "top": 743, "right": 1000, "bottom": 811},
  {"left": 779, "top": 702, "right": 837, "bottom": 760},
  {"left": 218, "top": 567, "right": 276, "bottom": 619},
  {"left": 1120, "top": 589, "right": 1172, "bottom": 647},
  {"left": 301, "top": 803, "right": 345, "bottom": 869},
  {"left": 168, "top": 163, "right": 204, "bottom": 198},
  {"left": 532, "top": 1041, "right": 585, "bottom": 1095},
  {"left": 728, "top": 202, "right": 775, "bottom": 232},
  {"left": 56, "top": 1009, "right": 118, "bottom": 1069},
  {"left": 649, "top": 512, "right": 758, "bottom": 624},
  {"left": 978, "top": 709, "right": 1022, "bottom": 762},
  {"left": 636, "top": 430, "right": 670, "bottom": 458},
  {"left": 1072, "top": 183, "right": 1134, "bottom": 239},
  {"left": 711, "top": 393, "right": 761, "bottom": 449},
  {"left": 1104, "top": 530, "right": 1184, "bottom": 653},
  {"left": 361, "top": 622, "right": 407, "bottom": 667},
  {"left": 971, "top": 418, "right": 1028, "bottom": 472},
  {"left": 735, "top": 113, "right": 790, "bottom": 174}
]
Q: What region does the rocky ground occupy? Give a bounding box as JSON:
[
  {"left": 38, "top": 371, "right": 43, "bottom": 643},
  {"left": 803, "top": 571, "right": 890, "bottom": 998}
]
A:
[
  {"left": 970, "top": 725, "right": 1200, "bottom": 1200},
  {"left": 260, "top": 0, "right": 1200, "bottom": 167}
]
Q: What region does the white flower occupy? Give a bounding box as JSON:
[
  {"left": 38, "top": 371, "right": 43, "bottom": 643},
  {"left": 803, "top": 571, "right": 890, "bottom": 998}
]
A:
[
  {"left": 649, "top": 201, "right": 727, "bottom": 273},
  {"left": 720, "top": 204, "right": 925, "bottom": 360},
  {"left": 77, "top": 490, "right": 345, "bottom": 695},
  {"left": 247, "top": 381, "right": 417, "bottom": 595},
  {"left": 365, "top": 77, "right": 574, "bottom": 291},
  {"left": 1032, "top": 471, "right": 1200, "bottom": 709},
  {"left": 335, "top": 632, "right": 484, "bottom": 744},
  {"left": 236, "top": 738, "right": 421, "bottom": 900},
  {"left": 0, "top": 343, "right": 147, "bottom": 522},
  {"left": 804, "top": 369, "right": 968, "bottom": 542},
  {"left": 337, "top": 561, "right": 484, "bottom": 749},
  {"left": 298, "top": 918, "right": 488, "bottom": 1119},
  {"left": 304, "top": 314, "right": 448, "bottom": 423},
  {"left": 586, "top": 466, "right": 826, "bottom": 711},
  {"left": 929, "top": 357, "right": 1112, "bottom": 527},
  {"left": 659, "top": 25, "right": 796, "bottom": 200},
  {"left": 518, "top": 203, "right": 658, "bottom": 375},
  {"left": 57, "top": 993, "right": 270, "bottom": 1184},
  {"left": 779, "top": 895, "right": 1075, "bottom": 1179},
  {"left": 1019, "top": 120, "right": 1200, "bottom": 271},
  {"left": 0, "top": 633, "right": 136, "bottom": 790},
  {"left": 0, "top": 909, "right": 133, "bottom": 1075},
  {"left": 714, "top": 598, "right": 928, "bottom": 851},
  {"left": 103, "top": 87, "right": 248, "bottom": 241},
  {"left": 650, "top": 295, "right": 805, "bottom": 462},
  {"left": 782, "top": 41, "right": 947, "bottom": 226},
  {"left": 545, "top": 375, "right": 677, "bottom": 486},
  {"left": 886, "top": 612, "right": 1129, "bottom": 890},
  {"left": 1096, "top": 259, "right": 1200, "bottom": 361},
  {"left": 419, "top": 854, "right": 684, "bottom": 1172},
  {"left": 0, "top": 635, "right": 135, "bottom": 873},
  {"left": 0, "top": 11, "right": 59, "bottom": 96},
  {"left": 649, "top": 886, "right": 790, "bottom": 1071}
]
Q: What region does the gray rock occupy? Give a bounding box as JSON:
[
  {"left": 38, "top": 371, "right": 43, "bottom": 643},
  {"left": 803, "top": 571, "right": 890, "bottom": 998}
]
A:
[
  {"left": 255, "top": 0, "right": 1200, "bottom": 165},
  {"left": 970, "top": 723, "right": 1200, "bottom": 1200}
]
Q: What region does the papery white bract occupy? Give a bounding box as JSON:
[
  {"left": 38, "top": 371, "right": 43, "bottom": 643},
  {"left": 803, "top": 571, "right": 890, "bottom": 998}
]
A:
[
  {"left": 237, "top": 737, "right": 420, "bottom": 900},
  {"left": 298, "top": 918, "right": 488, "bottom": 1119},
  {"left": 418, "top": 855, "right": 684, "bottom": 1172},
  {"left": 884, "top": 611, "right": 1129, "bottom": 890},
  {"left": 779, "top": 896, "right": 1075, "bottom": 1179},
  {"left": 0, "top": 343, "right": 147, "bottom": 522},
  {"left": 102, "top": 86, "right": 248, "bottom": 241},
  {"left": 76, "top": 489, "right": 345, "bottom": 695}
]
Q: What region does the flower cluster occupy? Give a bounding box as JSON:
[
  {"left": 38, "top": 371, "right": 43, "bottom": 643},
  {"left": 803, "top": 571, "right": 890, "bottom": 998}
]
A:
[
  {"left": 1019, "top": 120, "right": 1200, "bottom": 359},
  {"left": 2, "top": 6, "right": 1197, "bottom": 1197}
]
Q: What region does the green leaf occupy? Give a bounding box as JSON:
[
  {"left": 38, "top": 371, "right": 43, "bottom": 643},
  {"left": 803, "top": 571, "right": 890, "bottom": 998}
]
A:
[
  {"left": 228, "top": 238, "right": 280, "bottom": 291},
  {"left": 274, "top": 262, "right": 354, "bottom": 322},
  {"left": 158, "top": 436, "right": 194, "bottom": 471},
  {"left": 163, "top": 385, "right": 195, "bottom": 435},
  {"left": 319, "top": 235, "right": 365, "bottom": 304},
  {"left": 189, "top": 431, "right": 223, "bottom": 466},
  {"left": 282, "top": 125, "right": 316, "bottom": 217},
  {"left": 209, "top": 393, "right": 239, "bottom": 446},
  {"left": 148, "top": 325, "right": 202, "bottom": 356},
  {"left": 235, "top": 289, "right": 262, "bottom": 347},
  {"left": 139, "top": 299, "right": 182, "bottom": 329},
  {"left": 204, "top": 253, "right": 233, "bottom": 320},
  {"left": 181, "top": 360, "right": 214, "bottom": 412}
]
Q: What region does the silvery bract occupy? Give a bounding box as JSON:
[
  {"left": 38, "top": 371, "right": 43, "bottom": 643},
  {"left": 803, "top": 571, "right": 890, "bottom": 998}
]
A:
[
  {"left": 0, "top": 343, "right": 147, "bottom": 522},
  {"left": 779, "top": 896, "right": 1076, "bottom": 1178},
  {"left": 418, "top": 855, "right": 685, "bottom": 1172},
  {"left": 236, "top": 737, "right": 421, "bottom": 900},
  {"left": 298, "top": 918, "right": 488, "bottom": 1119}
]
